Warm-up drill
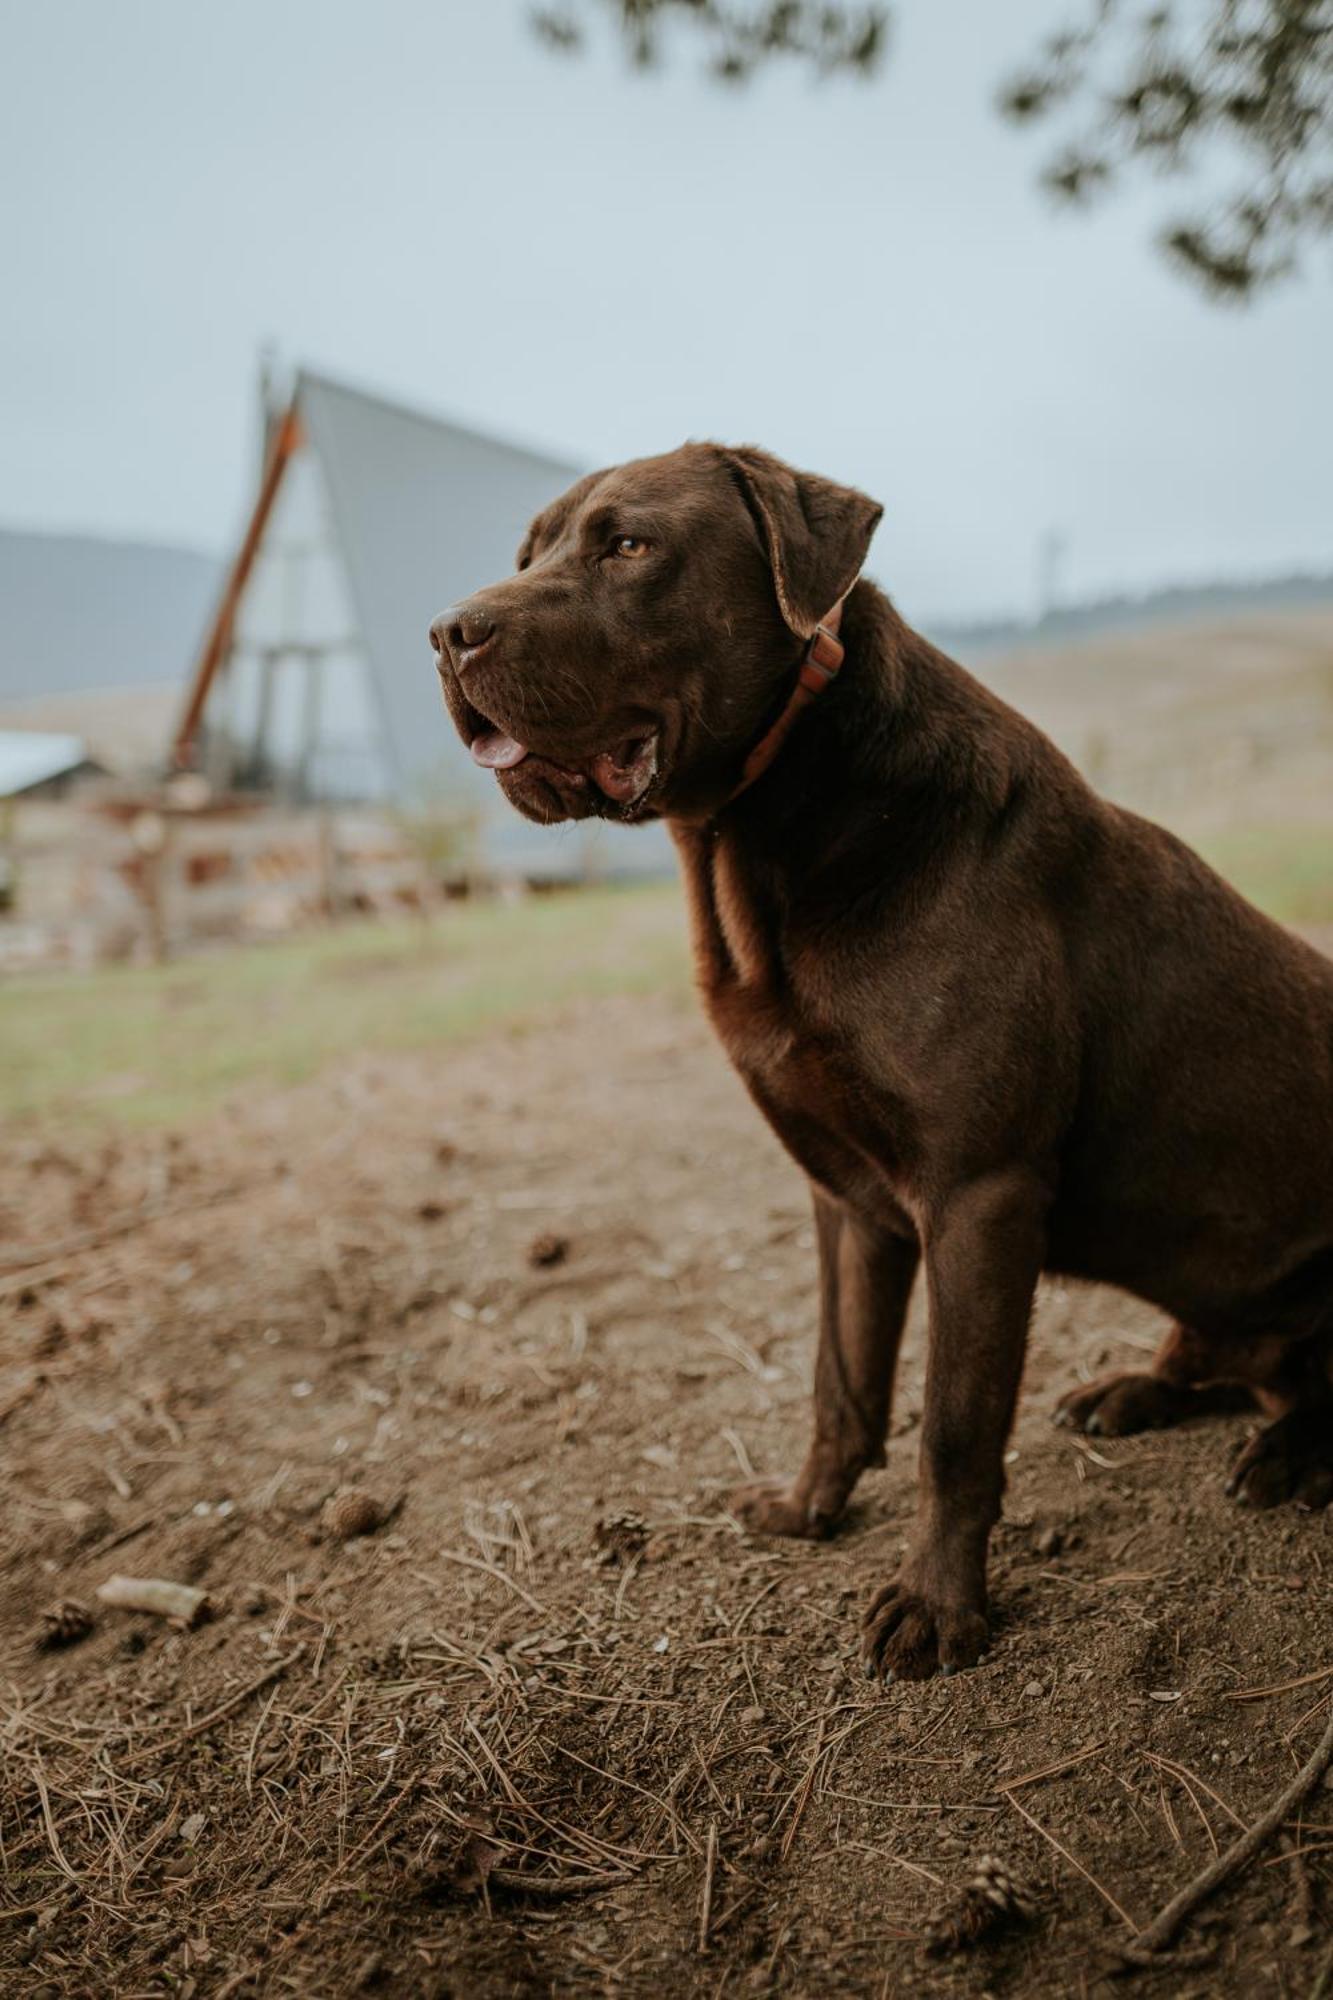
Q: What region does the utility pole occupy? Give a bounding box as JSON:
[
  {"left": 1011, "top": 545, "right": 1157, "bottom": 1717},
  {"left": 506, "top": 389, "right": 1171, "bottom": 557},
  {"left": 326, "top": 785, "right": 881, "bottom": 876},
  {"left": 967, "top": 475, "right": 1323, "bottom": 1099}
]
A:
[{"left": 1037, "top": 529, "right": 1067, "bottom": 626}]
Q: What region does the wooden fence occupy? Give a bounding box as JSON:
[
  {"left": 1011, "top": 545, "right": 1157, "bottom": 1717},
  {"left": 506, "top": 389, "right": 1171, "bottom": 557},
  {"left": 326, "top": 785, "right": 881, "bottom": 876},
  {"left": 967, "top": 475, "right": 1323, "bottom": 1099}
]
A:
[{"left": 0, "top": 802, "right": 436, "bottom": 968}]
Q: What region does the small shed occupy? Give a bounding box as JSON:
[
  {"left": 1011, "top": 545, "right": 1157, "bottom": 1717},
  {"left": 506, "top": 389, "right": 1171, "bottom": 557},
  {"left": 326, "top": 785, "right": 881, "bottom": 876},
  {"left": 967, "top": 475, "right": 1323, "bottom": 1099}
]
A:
[
  {"left": 175, "top": 369, "right": 670, "bottom": 882},
  {"left": 0, "top": 731, "right": 105, "bottom": 800}
]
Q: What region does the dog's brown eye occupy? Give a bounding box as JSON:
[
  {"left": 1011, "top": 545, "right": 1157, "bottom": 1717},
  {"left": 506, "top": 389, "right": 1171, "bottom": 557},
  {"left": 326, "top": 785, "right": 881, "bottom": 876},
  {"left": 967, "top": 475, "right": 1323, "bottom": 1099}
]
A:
[{"left": 612, "top": 535, "right": 650, "bottom": 559}]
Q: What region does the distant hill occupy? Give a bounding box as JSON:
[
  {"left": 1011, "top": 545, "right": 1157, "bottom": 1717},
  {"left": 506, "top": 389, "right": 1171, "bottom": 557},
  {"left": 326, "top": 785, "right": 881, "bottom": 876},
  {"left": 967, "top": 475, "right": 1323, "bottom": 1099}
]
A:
[
  {"left": 927, "top": 571, "right": 1333, "bottom": 661},
  {"left": 0, "top": 527, "right": 221, "bottom": 703}
]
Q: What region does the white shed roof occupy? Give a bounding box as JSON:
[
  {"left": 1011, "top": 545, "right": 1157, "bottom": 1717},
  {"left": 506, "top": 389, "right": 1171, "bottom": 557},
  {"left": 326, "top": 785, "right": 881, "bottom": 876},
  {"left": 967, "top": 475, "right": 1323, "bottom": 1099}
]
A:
[{"left": 0, "top": 730, "right": 95, "bottom": 797}]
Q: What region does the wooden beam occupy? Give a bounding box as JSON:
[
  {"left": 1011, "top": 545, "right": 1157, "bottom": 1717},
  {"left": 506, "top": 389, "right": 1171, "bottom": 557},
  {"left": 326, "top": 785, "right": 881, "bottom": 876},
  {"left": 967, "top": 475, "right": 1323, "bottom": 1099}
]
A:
[{"left": 171, "top": 403, "right": 304, "bottom": 769}]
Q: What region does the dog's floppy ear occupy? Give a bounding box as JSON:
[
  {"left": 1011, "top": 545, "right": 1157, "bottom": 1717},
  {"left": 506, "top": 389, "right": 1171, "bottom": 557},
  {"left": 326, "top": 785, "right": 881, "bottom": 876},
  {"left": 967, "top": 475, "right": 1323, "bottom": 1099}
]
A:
[{"left": 721, "top": 445, "right": 883, "bottom": 639}]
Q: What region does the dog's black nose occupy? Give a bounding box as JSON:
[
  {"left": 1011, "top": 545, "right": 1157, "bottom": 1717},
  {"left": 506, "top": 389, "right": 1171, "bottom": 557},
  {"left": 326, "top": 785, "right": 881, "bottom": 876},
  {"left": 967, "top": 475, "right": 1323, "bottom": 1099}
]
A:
[{"left": 431, "top": 602, "right": 495, "bottom": 662}]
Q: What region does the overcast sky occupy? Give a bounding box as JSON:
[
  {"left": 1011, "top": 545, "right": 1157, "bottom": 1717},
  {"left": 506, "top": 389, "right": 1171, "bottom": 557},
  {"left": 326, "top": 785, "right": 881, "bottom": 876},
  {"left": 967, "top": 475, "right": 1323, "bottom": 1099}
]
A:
[{"left": 3, "top": 0, "right": 1330, "bottom": 621}]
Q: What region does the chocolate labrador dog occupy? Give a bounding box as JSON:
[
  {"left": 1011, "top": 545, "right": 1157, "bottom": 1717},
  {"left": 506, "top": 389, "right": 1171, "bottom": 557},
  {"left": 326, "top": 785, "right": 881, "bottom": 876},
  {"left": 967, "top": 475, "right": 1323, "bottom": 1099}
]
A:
[{"left": 431, "top": 444, "right": 1333, "bottom": 1682}]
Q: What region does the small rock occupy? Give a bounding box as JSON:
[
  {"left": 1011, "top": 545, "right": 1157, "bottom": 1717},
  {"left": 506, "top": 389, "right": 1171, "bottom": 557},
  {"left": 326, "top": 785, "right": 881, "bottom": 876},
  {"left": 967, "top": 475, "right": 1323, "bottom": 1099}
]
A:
[
  {"left": 180, "top": 1812, "right": 207, "bottom": 1846},
  {"left": 1022, "top": 1680, "right": 1046, "bottom": 1699},
  {"left": 321, "top": 1488, "right": 385, "bottom": 1540}
]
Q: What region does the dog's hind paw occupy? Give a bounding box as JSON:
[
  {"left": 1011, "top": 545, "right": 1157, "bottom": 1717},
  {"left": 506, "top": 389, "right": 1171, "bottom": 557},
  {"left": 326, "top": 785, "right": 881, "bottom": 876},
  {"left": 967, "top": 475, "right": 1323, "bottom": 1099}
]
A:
[
  {"left": 1053, "top": 1371, "right": 1187, "bottom": 1437},
  {"left": 1226, "top": 1409, "right": 1333, "bottom": 1510}
]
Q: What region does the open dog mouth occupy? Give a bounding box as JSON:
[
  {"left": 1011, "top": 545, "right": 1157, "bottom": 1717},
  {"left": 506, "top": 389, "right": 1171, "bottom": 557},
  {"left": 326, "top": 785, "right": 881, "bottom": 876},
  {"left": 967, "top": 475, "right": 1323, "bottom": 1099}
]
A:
[{"left": 465, "top": 705, "right": 661, "bottom": 808}]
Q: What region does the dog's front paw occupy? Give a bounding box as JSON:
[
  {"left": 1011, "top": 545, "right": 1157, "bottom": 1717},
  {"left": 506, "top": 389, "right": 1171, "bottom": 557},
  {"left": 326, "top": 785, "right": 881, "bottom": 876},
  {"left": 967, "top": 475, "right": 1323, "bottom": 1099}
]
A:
[
  {"left": 728, "top": 1477, "right": 836, "bottom": 1540},
  {"left": 860, "top": 1573, "right": 988, "bottom": 1683}
]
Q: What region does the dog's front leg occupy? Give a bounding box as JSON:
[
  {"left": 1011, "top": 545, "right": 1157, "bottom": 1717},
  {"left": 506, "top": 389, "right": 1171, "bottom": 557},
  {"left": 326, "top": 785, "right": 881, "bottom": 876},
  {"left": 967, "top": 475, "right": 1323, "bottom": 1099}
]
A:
[
  {"left": 862, "top": 1171, "right": 1045, "bottom": 1682},
  {"left": 730, "top": 1188, "right": 919, "bottom": 1538}
]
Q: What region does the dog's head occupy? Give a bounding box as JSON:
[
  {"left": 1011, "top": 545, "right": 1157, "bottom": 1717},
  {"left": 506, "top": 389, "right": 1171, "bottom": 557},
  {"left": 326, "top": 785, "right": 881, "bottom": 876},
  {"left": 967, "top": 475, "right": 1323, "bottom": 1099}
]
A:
[{"left": 431, "top": 443, "right": 882, "bottom": 823}]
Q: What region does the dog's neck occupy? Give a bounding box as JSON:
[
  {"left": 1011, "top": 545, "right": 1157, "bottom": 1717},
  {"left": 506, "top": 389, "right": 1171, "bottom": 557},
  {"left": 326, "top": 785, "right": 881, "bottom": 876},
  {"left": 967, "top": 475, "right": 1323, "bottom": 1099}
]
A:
[
  {"left": 717, "top": 597, "right": 849, "bottom": 809},
  {"left": 709, "top": 581, "right": 1042, "bottom": 865}
]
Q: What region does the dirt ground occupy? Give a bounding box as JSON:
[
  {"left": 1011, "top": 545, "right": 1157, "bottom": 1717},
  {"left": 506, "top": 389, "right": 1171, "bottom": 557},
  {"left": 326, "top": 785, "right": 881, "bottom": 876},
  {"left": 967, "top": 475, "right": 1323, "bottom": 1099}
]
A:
[{"left": 2, "top": 984, "right": 1331, "bottom": 1997}]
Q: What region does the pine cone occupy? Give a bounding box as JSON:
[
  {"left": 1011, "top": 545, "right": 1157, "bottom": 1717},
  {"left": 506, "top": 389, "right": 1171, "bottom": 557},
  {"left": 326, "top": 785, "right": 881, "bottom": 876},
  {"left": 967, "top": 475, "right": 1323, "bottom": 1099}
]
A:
[
  {"left": 38, "top": 1598, "right": 94, "bottom": 1649},
  {"left": 592, "top": 1511, "right": 649, "bottom": 1566},
  {"left": 321, "top": 1488, "right": 384, "bottom": 1540},
  {"left": 924, "top": 1853, "right": 1036, "bottom": 1955}
]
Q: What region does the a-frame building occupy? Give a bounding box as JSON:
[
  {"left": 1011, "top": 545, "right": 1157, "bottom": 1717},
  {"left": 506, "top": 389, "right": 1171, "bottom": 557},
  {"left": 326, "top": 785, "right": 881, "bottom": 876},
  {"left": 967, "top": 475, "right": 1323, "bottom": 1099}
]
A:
[{"left": 174, "top": 370, "right": 668, "bottom": 881}]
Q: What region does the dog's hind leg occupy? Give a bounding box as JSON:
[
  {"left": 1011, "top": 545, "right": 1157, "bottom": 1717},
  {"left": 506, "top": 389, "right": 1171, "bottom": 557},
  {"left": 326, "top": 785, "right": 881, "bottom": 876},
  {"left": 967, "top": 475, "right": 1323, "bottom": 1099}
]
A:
[
  {"left": 1226, "top": 1304, "right": 1333, "bottom": 1509},
  {"left": 1226, "top": 1399, "right": 1333, "bottom": 1508},
  {"left": 730, "top": 1190, "right": 918, "bottom": 1539},
  {"left": 1053, "top": 1321, "right": 1257, "bottom": 1438}
]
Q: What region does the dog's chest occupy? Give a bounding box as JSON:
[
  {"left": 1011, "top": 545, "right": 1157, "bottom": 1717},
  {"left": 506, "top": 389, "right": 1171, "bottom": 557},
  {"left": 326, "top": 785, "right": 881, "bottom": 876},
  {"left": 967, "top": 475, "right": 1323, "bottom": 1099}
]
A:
[{"left": 674, "top": 825, "right": 907, "bottom": 1202}]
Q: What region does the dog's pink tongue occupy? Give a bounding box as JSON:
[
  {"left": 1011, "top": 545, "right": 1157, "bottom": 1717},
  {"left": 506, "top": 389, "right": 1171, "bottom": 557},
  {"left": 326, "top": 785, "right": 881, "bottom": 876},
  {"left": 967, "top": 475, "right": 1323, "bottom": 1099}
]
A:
[{"left": 470, "top": 730, "right": 530, "bottom": 771}]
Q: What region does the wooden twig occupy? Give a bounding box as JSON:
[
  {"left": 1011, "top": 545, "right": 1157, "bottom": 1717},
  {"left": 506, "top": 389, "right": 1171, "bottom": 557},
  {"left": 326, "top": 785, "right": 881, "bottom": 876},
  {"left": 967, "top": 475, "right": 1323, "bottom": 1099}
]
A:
[
  {"left": 140, "top": 1652, "right": 302, "bottom": 1761},
  {"left": 779, "top": 1714, "right": 828, "bottom": 1863},
  {"left": 1310, "top": 1938, "right": 1333, "bottom": 2000},
  {"left": 698, "top": 1820, "right": 718, "bottom": 1951},
  {"left": 0, "top": 1187, "right": 244, "bottom": 1279},
  {"left": 1003, "top": 1789, "right": 1139, "bottom": 1932},
  {"left": 96, "top": 1575, "right": 209, "bottom": 1626},
  {"left": 488, "top": 1867, "right": 632, "bottom": 1898},
  {"left": 1125, "top": 1700, "right": 1333, "bottom": 1961},
  {"left": 433, "top": 1547, "right": 548, "bottom": 1616},
  {"left": 1223, "top": 1664, "right": 1333, "bottom": 1704},
  {"left": 997, "top": 1742, "right": 1106, "bottom": 1795}
]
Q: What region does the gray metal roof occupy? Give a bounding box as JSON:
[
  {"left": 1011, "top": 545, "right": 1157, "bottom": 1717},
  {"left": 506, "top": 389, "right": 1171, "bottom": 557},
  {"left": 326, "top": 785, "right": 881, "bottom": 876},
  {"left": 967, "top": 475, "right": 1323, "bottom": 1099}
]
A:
[
  {"left": 295, "top": 371, "right": 671, "bottom": 878},
  {"left": 0, "top": 528, "right": 220, "bottom": 702}
]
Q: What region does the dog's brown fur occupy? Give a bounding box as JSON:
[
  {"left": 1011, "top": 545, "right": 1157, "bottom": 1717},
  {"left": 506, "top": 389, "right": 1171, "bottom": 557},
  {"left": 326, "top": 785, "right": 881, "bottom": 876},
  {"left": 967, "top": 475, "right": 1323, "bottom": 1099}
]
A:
[{"left": 433, "top": 443, "right": 1333, "bottom": 1681}]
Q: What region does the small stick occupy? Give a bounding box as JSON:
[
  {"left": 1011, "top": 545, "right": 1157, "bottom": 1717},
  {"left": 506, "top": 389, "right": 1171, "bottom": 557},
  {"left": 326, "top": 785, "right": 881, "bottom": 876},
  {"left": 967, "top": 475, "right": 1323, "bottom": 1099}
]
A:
[
  {"left": 732, "top": 1576, "right": 781, "bottom": 1637},
  {"left": 998, "top": 1742, "right": 1106, "bottom": 1794},
  {"left": 140, "top": 1652, "right": 301, "bottom": 1760},
  {"left": 1003, "top": 1789, "right": 1139, "bottom": 1932},
  {"left": 1224, "top": 1664, "right": 1333, "bottom": 1703},
  {"left": 1310, "top": 1939, "right": 1333, "bottom": 2000},
  {"left": 779, "top": 1714, "right": 828, "bottom": 1863},
  {"left": 1126, "top": 1700, "right": 1333, "bottom": 1960},
  {"left": 488, "top": 1867, "right": 632, "bottom": 1897},
  {"left": 434, "top": 1547, "right": 548, "bottom": 1616},
  {"left": 698, "top": 1820, "right": 718, "bottom": 1951},
  {"left": 0, "top": 1187, "right": 244, "bottom": 1277},
  {"left": 96, "top": 1575, "right": 209, "bottom": 1626},
  {"left": 85, "top": 1513, "right": 159, "bottom": 1562}
]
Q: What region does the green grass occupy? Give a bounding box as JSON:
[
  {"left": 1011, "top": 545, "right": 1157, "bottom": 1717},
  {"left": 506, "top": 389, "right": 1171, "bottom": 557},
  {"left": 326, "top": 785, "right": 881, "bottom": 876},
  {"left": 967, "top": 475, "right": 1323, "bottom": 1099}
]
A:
[
  {"left": 1193, "top": 824, "right": 1333, "bottom": 927},
  {"left": 3, "top": 827, "right": 1327, "bottom": 1136},
  {"left": 0, "top": 884, "right": 692, "bottom": 1132}
]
